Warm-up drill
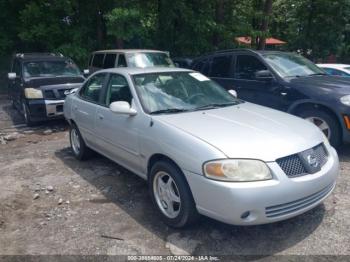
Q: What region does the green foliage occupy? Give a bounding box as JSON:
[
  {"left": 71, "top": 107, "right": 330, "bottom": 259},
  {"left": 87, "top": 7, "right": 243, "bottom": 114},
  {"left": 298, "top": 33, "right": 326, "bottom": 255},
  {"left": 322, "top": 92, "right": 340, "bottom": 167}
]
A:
[{"left": 0, "top": 0, "right": 349, "bottom": 64}]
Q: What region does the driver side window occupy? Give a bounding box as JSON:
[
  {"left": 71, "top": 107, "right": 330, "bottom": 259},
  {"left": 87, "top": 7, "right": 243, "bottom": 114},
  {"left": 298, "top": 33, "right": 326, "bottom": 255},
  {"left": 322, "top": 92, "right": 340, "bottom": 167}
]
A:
[
  {"left": 235, "top": 55, "right": 267, "bottom": 80},
  {"left": 105, "top": 74, "right": 132, "bottom": 106}
]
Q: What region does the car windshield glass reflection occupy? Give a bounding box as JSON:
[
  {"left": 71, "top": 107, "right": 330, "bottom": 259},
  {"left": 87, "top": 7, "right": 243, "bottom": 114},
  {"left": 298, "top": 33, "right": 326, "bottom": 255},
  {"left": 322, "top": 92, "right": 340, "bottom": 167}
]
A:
[
  {"left": 24, "top": 60, "right": 81, "bottom": 78},
  {"left": 126, "top": 53, "right": 174, "bottom": 68},
  {"left": 133, "top": 72, "right": 240, "bottom": 114},
  {"left": 263, "top": 53, "right": 326, "bottom": 78}
]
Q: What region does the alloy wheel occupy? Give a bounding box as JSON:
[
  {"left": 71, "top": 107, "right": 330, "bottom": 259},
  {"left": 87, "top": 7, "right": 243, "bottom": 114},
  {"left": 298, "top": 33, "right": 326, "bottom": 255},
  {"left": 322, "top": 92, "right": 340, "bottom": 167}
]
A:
[
  {"left": 70, "top": 128, "right": 81, "bottom": 155},
  {"left": 305, "top": 116, "right": 331, "bottom": 139},
  {"left": 153, "top": 171, "right": 181, "bottom": 219}
]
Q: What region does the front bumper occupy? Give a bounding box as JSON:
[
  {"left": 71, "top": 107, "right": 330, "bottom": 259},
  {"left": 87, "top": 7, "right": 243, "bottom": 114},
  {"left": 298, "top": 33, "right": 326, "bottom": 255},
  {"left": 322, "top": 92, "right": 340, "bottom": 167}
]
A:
[
  {"left": 184, "top": 145, "right": 339, "bottom": 225},
  {"left": 27, "top": 99, "right": 65, "bottom": 121}
]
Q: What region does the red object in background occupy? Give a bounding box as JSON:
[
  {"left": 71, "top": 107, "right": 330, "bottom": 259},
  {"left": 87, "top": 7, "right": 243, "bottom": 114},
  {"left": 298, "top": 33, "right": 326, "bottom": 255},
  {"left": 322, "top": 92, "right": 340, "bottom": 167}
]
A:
[{"left": 235, "top": 36, "right": 287, "bottom": 45}]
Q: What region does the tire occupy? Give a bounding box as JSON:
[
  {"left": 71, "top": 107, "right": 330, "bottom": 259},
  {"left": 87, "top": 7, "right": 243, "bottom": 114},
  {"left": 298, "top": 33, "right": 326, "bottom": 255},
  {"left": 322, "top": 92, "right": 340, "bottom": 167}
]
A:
[
  {"left": 149, "top": 160, "right": 199, "bottom": 228},
  {"left": 298, "top": 109, "right": 341, "bottom": 147},
  {"left": 22, "top": 101, "right": 35, "bottom": 127},
  {"left": 69, "top": 123, "right": 92, "bottom": 160}
]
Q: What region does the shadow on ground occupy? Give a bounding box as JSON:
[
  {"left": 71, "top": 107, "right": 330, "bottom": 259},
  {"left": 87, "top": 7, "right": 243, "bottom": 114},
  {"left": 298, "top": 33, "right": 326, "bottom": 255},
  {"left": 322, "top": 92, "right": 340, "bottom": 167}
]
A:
[{"left": 55, "top": 146, "right": 327, "bottom": 256}]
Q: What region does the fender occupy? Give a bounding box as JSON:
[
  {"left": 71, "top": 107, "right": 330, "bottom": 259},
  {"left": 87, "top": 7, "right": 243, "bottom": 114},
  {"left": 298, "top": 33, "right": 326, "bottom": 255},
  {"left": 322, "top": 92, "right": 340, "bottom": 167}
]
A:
[{"left": 287, "top": 99, "right": 344, "bottom": 130}]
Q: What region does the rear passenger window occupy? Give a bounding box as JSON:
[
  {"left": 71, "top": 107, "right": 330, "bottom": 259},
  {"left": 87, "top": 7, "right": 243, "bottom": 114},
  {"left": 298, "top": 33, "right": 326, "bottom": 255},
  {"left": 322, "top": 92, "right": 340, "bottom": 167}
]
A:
[
  {"left": 210, "top": 55, "right": 232, "bottom": 78},
  {"left": 103, "top": 54, "right": 116, "bottom": 68},
  {"left": 92, "top": 53, "right": 104, "bottom": 68},
  {"left": 117, "top": 54, "right": 127, "bottom": 67},
  {"left": 105, "top": 74, "right": 132, "bottom": 106},
  {"left": 88, "top": 55, "right": 93, "bottom": 66},
  {"left": 80, "top": 73, "right": 105, "bottom": 103},
  {"left": 235, "top": 55, "right": 267, "bottom": 80}
]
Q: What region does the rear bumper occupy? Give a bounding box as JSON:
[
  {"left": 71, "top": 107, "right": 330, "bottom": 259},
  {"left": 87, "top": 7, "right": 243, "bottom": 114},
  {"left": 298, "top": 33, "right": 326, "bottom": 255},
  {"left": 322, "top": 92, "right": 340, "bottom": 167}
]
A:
[
  {"left": 184, "top": 145, "right": 339, "bottom": 225},
  {"left": 27, "top": 99, "right": 65, "bottom": 121}
]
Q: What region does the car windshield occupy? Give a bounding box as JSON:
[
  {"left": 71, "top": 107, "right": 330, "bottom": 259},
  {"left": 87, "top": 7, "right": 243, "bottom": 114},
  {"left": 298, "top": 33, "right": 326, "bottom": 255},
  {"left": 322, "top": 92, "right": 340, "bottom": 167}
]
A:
[
  {"left": 126, "top": 52, "right": 174, "bottom": 68},
  {"left": 132, "top": 71, "right": 240, "bottom": 114},
  {"left": 23, "top": 60, "right": 81, "bottom": 78},
  {"left": 263, "top": 53, "right": 325, "bottom": 78}
]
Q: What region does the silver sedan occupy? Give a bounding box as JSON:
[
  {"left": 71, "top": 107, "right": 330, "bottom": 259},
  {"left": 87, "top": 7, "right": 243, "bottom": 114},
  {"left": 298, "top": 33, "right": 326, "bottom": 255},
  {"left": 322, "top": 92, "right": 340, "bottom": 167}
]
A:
[{"left": 64, "top": 67, "right": 339, "bottom": 228}]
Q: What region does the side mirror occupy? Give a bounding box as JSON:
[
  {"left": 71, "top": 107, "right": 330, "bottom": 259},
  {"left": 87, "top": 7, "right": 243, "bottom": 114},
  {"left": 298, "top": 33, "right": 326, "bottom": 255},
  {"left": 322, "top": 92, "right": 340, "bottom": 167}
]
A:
[
  {"left": 8, "top": 72, "right": 17, "bottom": 80},
  {"left": 83, "top": 69, "right": 90, "bottom": 76},
  {"left": 109, "top": 101, "right": 137, "bottom": 116},
  {"left": 228, "top": 89, "right": 237, "bottom": 98},
  {"left": 255, "top": 70, "right": 273, "bottom": 80},
  {"left": 174, "top": 62, "right": 180, "bottom": 67}
]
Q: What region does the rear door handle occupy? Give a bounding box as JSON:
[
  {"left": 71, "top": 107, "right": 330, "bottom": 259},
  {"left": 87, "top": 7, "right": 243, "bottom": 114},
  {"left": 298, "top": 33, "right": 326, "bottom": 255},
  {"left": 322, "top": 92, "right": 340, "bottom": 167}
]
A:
[
  {"left": 98, "top": 114, "right": 104, "bottom": 120},
  {"left": 281, "top": 92, "right": 287, "bottom": 96}
]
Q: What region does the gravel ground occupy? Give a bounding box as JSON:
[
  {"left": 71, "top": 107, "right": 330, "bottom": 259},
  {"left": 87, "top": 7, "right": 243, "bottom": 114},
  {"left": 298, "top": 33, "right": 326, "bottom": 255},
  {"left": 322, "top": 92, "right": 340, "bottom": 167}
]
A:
[{"left": 0, "top": 96, "right": 349, "bottom": 259}]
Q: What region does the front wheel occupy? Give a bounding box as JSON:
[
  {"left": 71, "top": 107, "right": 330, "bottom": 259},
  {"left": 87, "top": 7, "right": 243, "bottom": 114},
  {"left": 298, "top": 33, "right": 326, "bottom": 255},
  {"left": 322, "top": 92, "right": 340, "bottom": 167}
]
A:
[
  {"left": 22, "top": 101, "right": 34, "bottom": 126},
  {"left": 149, "top": 161, "right": 199, "bottom": 228},
  {"left": 299, "top": 109, "right": 341, "bottom": 147}
]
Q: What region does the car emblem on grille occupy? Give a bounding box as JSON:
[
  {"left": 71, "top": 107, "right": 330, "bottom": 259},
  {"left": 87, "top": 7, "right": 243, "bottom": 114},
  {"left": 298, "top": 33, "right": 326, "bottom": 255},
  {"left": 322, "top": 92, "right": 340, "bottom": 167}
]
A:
[{"left": 307, "top": 154, "right": 319, "bottom": 168}]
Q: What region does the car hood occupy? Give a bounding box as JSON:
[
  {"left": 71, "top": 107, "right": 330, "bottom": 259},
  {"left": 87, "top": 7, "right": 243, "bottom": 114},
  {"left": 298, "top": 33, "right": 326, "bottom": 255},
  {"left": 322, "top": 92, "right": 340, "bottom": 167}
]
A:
[
  {"left": 286, "top": 75, "right": 350, "bottom": 95},
  {"left": 24, "top": 76, "right": 85, "bottom": 89},
  {"left": 155, "top": 102, "right": 324, "bottom": 162}
]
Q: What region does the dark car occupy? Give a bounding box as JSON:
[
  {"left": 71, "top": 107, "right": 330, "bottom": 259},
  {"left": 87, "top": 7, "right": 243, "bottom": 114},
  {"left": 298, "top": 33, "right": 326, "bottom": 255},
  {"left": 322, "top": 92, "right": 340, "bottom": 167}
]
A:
[
  {"left": 192, "top": 49, "right": 350, "bottom": 147},
  {"left": 8, "top": 53, "right": 85, "bottom": 126},
  {"left": 172, "top": 57, "right": 193, "bottom": 68},
  {"left": 86, "top": 49, "right": 174, "bottom": 74}
]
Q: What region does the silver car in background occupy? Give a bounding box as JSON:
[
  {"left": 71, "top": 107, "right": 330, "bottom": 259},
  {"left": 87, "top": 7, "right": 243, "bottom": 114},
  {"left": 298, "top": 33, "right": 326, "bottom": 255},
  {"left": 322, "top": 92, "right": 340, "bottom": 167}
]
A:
[{"left": 64, "top": 67, "right": 339, "bottom": 228}]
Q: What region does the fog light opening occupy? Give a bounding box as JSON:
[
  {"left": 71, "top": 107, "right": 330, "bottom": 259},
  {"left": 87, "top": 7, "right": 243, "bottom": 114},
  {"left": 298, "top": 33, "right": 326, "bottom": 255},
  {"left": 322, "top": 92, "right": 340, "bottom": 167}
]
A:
[{"left": 240, "top": 211, "right": 250, "bottom": 220}]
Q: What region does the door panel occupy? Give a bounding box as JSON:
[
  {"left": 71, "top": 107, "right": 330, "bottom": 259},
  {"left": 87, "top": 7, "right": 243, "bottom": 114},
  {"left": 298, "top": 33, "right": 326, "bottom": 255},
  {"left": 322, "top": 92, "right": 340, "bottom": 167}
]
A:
[
  {"left": 73, "top": 73, "right": 106, "bottom": 147},
  {"left": 232, "top": 54, "right": 290, "bottom": 111},
  {"left": 94, "top": 73, "right": 141, "bottom": 172}
]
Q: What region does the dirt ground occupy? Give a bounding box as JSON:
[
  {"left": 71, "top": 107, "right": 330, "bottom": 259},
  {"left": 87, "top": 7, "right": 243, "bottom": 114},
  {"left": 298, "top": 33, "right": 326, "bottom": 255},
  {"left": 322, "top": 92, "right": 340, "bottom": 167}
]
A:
[{"left": 0, "top": 95, "right": 349, "bottom": 258}]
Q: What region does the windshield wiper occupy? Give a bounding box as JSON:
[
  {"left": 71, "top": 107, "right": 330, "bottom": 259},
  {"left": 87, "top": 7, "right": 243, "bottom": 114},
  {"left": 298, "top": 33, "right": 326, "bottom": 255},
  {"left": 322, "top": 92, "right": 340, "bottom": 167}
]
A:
[
  {"left": 150, "top": 108, "right": 190, "bottom": 115},
  {"left": 194, "top": 102, "right": 238, "bottom": 111},
  {"left": 307, "top": 73, "right": 327, "bottom": 76}
]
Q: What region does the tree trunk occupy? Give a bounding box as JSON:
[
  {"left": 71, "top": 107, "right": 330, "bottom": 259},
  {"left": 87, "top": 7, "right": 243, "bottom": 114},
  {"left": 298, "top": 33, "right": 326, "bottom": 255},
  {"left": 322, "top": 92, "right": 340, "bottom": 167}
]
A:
[
  {"left": 212, "top": 0, "right": 225, "bottom": 47},
  {"left": 257, "top": 0, "right": 273, "bottom": 50}
]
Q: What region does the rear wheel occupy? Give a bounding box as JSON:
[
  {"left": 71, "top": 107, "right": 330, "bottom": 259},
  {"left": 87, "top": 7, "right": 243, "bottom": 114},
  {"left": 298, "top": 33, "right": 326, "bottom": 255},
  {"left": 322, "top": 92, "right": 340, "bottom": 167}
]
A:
[
  {"left": 69, "top": 124, "right": 92, "bottom": 160},
  {"left": 298, "top": 109, "right": 341, "bottom": 147},
  {"left": 149, "top": 161, "right": 199, "bottom": 228}
]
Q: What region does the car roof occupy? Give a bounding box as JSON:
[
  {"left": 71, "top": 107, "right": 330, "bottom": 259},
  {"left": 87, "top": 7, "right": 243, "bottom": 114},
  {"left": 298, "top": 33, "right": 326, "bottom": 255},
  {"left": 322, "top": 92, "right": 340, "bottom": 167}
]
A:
[
  {"left": 317, "top": 64, "right": 350, "bottom": 69},
  {"left": 14, "top": 53, "right": 69, "bottom": 61},
  {"left": 95, "top": 67, "right": 193, "bottom": 75},
  {"left": 92, "top": 49, "right": 168, "bottom": 54},
  {"left": 193, "top": 48, "right": 295, "bottom": 60}
]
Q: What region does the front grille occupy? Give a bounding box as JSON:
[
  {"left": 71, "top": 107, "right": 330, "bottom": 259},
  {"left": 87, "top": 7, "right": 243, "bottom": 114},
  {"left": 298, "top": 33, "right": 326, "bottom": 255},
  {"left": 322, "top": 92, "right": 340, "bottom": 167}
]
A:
[
  {"left": 57, "top": 89, "right": 68, "bottom": 99},
  {"left": 277, "top": 143, "right": 328, "bottom": 177},
  {"left": 265, "top": 183, "right": 334, "bottom": 218},
  {"left": 44, "top": 90, "right": 56, "bottom": 99},
  {"left": 43, "top": 89, "right": 71, "bottom": 100}
]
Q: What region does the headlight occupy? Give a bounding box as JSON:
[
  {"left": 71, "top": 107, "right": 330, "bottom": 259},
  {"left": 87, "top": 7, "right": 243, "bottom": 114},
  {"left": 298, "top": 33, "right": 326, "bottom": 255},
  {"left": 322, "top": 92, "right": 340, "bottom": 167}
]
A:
[
  {"left": 24, "top": 88, "right": 43, "bottom": 99},
  {"left": 340, "top": 95, "right": 350, "bottom": 106},
  {"left": 203, "top": 159, "right": 272, "bottom": 182}
]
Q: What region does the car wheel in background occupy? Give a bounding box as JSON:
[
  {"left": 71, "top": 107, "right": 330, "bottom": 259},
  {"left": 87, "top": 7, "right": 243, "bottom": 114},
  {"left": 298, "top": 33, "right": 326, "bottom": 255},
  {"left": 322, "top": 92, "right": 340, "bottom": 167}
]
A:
[
  {"left": 299, "top": 109, "right": 341, "bottom": 147},
  {"left": 22, "top": 101, "right": 34, "bottom": 126},
  {"left": 149, "top": 160, "right": 199, "bottom": 228},
  {"left": 69, "top": 124, "right": 92, "bottom": 160}
]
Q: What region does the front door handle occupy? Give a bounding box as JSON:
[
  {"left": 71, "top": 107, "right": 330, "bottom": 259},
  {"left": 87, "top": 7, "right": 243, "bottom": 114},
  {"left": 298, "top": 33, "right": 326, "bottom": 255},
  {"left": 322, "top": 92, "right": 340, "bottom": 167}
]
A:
[
  {"left": 73, "top": 105, "right": 78, "bottom": 110},
  {"left": 281, "top": 92, "right": 287, "bottom": 96},
  {"left": 98, "top": 114, "right": 104, "bottom": 120}
]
